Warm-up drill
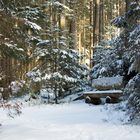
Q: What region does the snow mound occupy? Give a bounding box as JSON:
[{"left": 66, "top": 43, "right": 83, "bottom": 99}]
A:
[{"left": 92, "top": 76, "right": 124, "bottom": 90}]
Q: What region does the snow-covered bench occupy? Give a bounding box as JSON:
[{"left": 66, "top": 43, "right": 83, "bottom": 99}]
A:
[{"left": 83, "top": 76, "right": 124, "bottom": 104}]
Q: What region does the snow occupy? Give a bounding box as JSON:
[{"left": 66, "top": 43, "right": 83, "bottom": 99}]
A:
[
  {"left": 116, "top": 59, "right": 123, "bottom": 66},
  {"left": 54, "top": 2, "right": 73, "bottom": 12},
  {"left": 10, "top": 81, "right": 25, "bottom": 94},
  {"left": 25, "top": 20, "right": 42, "bottom": 31},
  {"left": 83, "top": 90, "right": 123, "bottom": 94},
  {"left": 99, "top": 67, "right": 107, "bottom": 74},
  {"left": 92, "top": 76, "right": 123, "bottom": 88},
  {"left": 42, "top": 72, "right": 77, "bottom": 83},
  {"left": 4, "top": 43, "right": 24, "bottom": 52},
  {"left": 0, "top": 102, "right": 140, "bottom": 140},
  {"left": 59, "top": 41, "right": 67, "bottom": 47},
  {"left": 40, "top": 89, "right": 55, "bottom": 100},
  {"left": 36, "top": 40, "right": 50, "bottom": 47},
  {"left": 27, "top": 69, "right": 42, "bottom": 82}
]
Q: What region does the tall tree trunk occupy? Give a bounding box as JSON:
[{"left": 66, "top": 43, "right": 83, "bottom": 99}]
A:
[
  {"left": 92, "top": 0, "right": 97, "bottom": 66},
  {"left": 124, "top": 0, "right": 131, "bottom": 48},
  {"left": 89, "top": 1, "right": 93, "bottom": 68},
  {"left": 69, "top": 0, "right": 77, "bottom": 50}
]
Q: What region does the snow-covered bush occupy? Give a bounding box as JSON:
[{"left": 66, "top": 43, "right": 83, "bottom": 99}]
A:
[
  {"left": 10, "top": 80, "right": 28, "bottom": 97},
  {"left": 0, "top": 47, "right": 22, "bottom": 117},
  {"left": 0, "top": 100, "right": 22, "bottom": 119}
]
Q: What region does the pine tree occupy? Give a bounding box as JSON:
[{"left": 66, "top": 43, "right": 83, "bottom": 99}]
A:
[
  {"left": 91, "top": 0, "right": 140, "bottom": 120},
  {"left": 0, "top": 0, "right": 42, "bottom": 99},
  {"left": 26, "top": 0, "right": 88, "bottom": 103},
  {"left": 91, "top": 0, "right": 140, "bottom": 79}
]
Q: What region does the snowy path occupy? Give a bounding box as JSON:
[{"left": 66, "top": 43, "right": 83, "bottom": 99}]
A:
[{"left": 0, "top": 102, "right": 140, "bottom": 140}]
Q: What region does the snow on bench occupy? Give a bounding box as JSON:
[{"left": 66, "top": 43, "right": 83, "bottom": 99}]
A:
[
  {"left": 92, "top": 76, "right": 124, "bottom": 90},
  {"left": 83, "top": 90, "right": 123, "bottom": 98}
]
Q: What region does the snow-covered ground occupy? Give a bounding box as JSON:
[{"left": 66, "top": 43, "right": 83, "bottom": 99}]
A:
[{"left": 0, "top": 101, "right": 140, "bottom": 140}]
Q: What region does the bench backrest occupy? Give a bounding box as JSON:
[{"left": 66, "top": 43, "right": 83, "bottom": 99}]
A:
[{"left": 92, "top": 76, "right": 124, "bottom": 90}]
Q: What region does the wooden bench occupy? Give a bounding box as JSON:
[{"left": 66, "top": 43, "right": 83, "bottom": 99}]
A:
[
  {"left": 83, "top": 76, "right": 124, "bottom": 104},
  {"left": 83, "top": 90, "right": 123, "bottom": 105},
  {"left": 73, "top": 76, "right": 124, "bottom": 104}
]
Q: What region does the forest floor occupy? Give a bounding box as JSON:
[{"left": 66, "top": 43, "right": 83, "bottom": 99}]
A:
[{"left": 0, "top": 101, "right": 140, "bottom": 140}]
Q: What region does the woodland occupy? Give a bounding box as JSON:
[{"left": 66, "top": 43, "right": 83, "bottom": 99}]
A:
[{"left": 0, "top": 0, "right": 140, "bottom": 124}]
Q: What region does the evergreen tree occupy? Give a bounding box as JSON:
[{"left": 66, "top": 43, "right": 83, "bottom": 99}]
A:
[
  {"left": 91, "top": 0, "right": 140, "bottom": 120},
  {"left": 26, "top": 0, "right": 88, "bottom": 103},
  {"left": 91, "top": 0, "right": 140, "bottom": 79},
  {"left": 113, "top": 1, "right": 140, "bottom": 120},
  {"left": 0, "top": 0, "right": 42, "bottom": 99}
]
